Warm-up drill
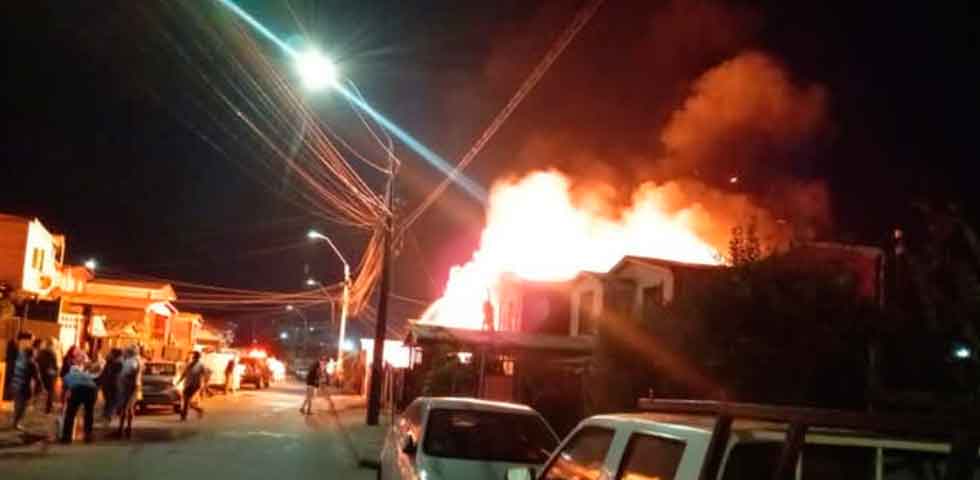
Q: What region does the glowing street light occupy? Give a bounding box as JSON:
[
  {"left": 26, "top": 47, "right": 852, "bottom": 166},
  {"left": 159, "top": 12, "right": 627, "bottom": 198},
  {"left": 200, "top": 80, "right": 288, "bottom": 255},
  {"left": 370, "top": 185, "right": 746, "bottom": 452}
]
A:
[
  {"left": 280, "top": 331, "right": 289, "bottom": 340},
  {"left": 84, "top": 258, "right": 97, "bottom": 270},
  {"left": 285, "top": 304, "right": 295, "bottom": 311},
  {"left": 295, "top": 49, "right": 337, "bottom": 91},
  {"left": 306, "top": 278, "right": 319, "bottom": 287},
  {"left": 308, "top": 229, "right": 351, "bottom": 378}
]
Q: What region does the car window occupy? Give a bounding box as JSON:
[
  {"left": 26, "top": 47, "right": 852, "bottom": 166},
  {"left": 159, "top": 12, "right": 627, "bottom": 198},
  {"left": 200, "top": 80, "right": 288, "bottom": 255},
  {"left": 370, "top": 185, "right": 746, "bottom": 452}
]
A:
[
  {"left": 423, "top": 409, "right": 558, "bottom": 463},
  {"left": 721, "top": 442, "right": 790, "bottom": 480},
  {"left": 145, "top": 363, "right": 176, "bottom": 376},
  {"left": 802, "top": 444, "right": 874, "bottom": 479},
  {"left": 883, "top": 448, "right": 979, "bottom": 480},
  {"left": 542, "top": 426, "right": 615, "bottom": 480},
  {"left": 615, "top": 433, "right": 685, "bottom": 480}
]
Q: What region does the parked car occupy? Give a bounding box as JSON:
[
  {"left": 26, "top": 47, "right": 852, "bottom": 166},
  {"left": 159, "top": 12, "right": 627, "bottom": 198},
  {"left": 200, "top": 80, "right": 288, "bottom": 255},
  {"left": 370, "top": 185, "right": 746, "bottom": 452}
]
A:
[
  {"left": 507, "top": 399, "right": 980, "bottom": 480},
  {"left": 380, "top": 397, "right": 560, "bottom": 480},
  {"left": 140, "top": 361, "right": 184, "bottom": 413},
  {"left": 239, "top": 357, "right": 272, "bottom": 389}
]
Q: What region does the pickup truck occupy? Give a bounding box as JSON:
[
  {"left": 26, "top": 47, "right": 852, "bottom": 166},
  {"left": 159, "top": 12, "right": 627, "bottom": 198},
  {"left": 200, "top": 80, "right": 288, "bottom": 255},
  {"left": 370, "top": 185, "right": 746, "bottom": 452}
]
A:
[{"left": 508, "top": 400, "right": 979, "bottom": 480}]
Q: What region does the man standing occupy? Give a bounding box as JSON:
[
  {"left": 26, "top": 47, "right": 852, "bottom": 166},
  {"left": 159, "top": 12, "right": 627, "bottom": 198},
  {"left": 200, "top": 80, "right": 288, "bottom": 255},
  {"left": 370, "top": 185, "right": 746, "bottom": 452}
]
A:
[
  {"left": 96, "top": 348, "right": 122, "bottom": 424},
  {"left": 34, "top": 338, "right": 58, "bottom": 415},
  {"left": 299, "top": 357, "right": 324, "bottom": 415},
  {"left": 177, "top": 351, "right": 205, "bottom": 420},
  {"left": 9, "top": 343, "right": 43, "bottom": 431},
  {"left": 61, "top": 364, "right": 98, "bottom": 443}
]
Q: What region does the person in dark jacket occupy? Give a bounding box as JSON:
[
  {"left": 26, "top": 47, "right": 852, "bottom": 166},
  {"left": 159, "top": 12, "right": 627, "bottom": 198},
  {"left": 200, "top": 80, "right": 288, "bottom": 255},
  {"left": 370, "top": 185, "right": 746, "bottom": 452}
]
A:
[
  {"left": 96, "top": 348, "right": 122, "bottom": 423},
  {"left": 299, "top": 358, "right": 324, "bottom": 415},
  {"left": 177, "top": 351, "right": 206, "bottom": 420},
  {"left": 61, "top": 363, "right": 99, "bottom": 443},
  {"left": 10, "top": 346, "right": 44, "bottom": 430},
  {"left": 224, "top": 358, "right": 236, "bottom": 395},
  {"left": 34, "top": 338, "right": 59, "bottom": 414}
]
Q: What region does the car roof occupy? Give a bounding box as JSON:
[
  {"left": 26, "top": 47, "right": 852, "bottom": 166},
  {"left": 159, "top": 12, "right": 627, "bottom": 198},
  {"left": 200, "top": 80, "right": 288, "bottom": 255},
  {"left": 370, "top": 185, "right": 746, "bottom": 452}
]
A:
[
  {"left": 420, "top": 397, "right": 539, "bottom": 415},
  {"left": 585, "top": 413, "right": 958, "bottom": 450}
]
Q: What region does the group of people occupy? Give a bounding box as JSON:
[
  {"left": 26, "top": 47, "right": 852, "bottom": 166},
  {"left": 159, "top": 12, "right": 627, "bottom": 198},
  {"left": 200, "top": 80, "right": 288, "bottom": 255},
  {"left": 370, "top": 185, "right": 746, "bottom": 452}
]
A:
[{"left": 5, "top": 332, "right": 145, "bottom": 443}]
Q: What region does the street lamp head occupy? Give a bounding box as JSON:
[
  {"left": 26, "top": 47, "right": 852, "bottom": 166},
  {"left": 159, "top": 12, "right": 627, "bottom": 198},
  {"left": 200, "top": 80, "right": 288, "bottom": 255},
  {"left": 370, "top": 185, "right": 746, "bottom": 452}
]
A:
[
  {"left": 306, "top": 278, "right": 318, "bottom": 287},
  {"left": 285, "top": 305, "right": 295, "bottom": 311},
  {"left": 296, "top": 49, "right": 337, "bottom": 91},
  {"left": 84, "top": 258, "right": 97, "bottom": 271},
  {"left": 308, "top": 229, "right": 326, "bottom": 241}
]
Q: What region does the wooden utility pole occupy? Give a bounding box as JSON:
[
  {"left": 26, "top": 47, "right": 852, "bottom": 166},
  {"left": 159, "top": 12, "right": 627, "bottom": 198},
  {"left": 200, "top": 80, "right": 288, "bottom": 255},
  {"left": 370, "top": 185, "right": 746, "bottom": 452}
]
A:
[{"left": 367, "top": 166, "right": 395, "bottom": 425}]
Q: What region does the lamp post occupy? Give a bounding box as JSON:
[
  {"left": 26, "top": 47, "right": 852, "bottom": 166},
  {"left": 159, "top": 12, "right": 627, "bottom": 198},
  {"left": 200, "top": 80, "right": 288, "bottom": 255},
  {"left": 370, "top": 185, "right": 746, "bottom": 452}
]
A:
[
  {"left": 296, "top": 51, "right": 393, "bottom": 425},
  {"left": 307, "top": 230, "right": 351, "bottom": 379}
]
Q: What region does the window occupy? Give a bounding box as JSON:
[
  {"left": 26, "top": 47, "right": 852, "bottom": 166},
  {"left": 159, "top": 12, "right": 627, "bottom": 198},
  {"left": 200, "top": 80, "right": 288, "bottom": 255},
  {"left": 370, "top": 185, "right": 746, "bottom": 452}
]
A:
[
  {"left": 883, "top": 448, "right": 980, "bottom": 480},
  {"left": 616, "top": 434, "right": 685, "bottom": 480},
  {"left": 542, "top": 427, "right": 615, "bottom": 480},
  {"left": 802, "top": 444, "right": 874, "bottom": 479},
  {"left": 423, "top": 409, "right": 558, "bottom": 464},
  {"left": 721, "top": 442, "right": 790, "bottom": 480},
  {"left": 31, "top": 248, "right": 45, "bottom": 270},
  {"left": 145, "top": 363, "right": 177, "bottom": 376},
  {"left": 641, "top": 285, "right": 664, "bottom": 321},
  {"left": 579, "top": 291, "right": 597, "bottom": 335}
]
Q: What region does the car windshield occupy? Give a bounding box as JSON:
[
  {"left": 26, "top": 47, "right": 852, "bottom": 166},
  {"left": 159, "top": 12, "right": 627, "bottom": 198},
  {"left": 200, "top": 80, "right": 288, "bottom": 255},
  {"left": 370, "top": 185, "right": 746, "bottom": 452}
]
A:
[
  {"left": 145, "top": 363, "right": 177, "bottom": 376},
  {"left": 423, "top": 408, "right": 558, "bottom": 464}
]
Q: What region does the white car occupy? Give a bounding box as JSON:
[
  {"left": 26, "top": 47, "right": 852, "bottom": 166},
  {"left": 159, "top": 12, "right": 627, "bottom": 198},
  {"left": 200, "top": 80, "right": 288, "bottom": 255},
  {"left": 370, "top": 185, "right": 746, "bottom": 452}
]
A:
[
  {"left": 507, "top": 400, "right": 980, "bottom": 480},
  {"left": 379, "top": 397, "right": 560, "bottom": 480}
]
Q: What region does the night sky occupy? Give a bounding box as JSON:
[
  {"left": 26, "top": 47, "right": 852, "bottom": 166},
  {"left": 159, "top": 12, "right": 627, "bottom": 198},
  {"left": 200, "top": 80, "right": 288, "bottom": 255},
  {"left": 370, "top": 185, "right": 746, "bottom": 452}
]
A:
[{"left": 3, "top": 1, "right": 978, "bottom": 334}]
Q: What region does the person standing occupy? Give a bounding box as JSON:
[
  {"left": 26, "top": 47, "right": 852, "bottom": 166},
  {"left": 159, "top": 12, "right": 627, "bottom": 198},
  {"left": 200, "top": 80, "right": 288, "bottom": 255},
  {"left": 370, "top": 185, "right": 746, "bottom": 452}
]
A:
[
  {"left": 10, "top": 346, "right": 44, "bottom": 431},
  {"left": 116, "top": 347, "right": 141, "bottom": 438},
  {"left": 177, "top": 351, "right": 205, "bottom": 420},
  {"left": 60, "top": 363, "right": 98, "bottom": 444},
  {"left": 34, "top": 339, "right": 59, "bottom": 415},
  {"left": 96, "top": 349, "right": 122, "bottom": 424},
  {"left": 299, "top": 357, "right": 323, "bottom": 415},
  {"left": 223, "top": 358, "right": 236, "bottom": 395}
]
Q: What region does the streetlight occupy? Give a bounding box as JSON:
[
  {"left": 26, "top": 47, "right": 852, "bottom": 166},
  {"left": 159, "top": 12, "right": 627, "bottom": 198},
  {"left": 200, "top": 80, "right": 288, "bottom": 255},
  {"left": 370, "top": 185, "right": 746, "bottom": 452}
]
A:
[
  {"left": 84, "top": 258, "right": 97, "bottom": 271},
  {"left": 306, "top": 278, "right": 319, "bottom": 287},
  {"left": 308, "top": 229, "right": 351, "bottom": 379},
  {"left": 295, "top": 49, "right": 338, "bottom": 91}
]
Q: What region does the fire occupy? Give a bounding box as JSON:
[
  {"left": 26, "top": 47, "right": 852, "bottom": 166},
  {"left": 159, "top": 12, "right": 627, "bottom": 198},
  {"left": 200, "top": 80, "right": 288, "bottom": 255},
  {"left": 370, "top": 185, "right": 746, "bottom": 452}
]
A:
[{"left": 419, "top": 171, "right": 723, "bottom": 330}]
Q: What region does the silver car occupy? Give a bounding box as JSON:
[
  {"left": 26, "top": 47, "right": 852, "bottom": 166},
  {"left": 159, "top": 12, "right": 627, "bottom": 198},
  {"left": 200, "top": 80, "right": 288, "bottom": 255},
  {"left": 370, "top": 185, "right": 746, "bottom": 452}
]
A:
[{"left": 379, "top": 397, "right": 559, "bottom": 480}]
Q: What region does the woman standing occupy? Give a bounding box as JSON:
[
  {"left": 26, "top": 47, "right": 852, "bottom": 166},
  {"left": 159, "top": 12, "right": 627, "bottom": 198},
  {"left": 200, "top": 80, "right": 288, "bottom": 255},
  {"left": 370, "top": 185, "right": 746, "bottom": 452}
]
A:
[{"left": 116, "top": 347, "right": 141, "bottom": 438}]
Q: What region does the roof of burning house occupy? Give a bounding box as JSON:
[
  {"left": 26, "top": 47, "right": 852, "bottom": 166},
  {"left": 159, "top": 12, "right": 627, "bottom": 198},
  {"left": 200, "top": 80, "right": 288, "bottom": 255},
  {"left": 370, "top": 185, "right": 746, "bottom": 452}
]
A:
[{"left": 407, "top": 323, "right": 595, "bottom": 353}]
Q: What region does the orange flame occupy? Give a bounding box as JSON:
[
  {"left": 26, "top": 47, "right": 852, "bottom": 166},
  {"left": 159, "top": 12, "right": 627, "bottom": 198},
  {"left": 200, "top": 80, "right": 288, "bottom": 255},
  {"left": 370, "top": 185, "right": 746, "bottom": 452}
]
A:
[{"left": 419, "top": 171, "right": 724, "bottom": 330}]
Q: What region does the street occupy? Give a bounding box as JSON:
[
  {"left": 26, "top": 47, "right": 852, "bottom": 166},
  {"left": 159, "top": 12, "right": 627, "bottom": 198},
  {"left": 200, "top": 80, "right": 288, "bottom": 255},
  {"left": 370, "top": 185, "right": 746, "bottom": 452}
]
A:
[{"left": 0, "top": 382, "right": 376, "bottom": 480}]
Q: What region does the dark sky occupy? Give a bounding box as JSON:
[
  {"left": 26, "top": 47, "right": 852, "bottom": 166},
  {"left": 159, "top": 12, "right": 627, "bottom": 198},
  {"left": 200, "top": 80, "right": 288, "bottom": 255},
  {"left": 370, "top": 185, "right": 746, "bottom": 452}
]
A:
[{"left": 3, "top": 0, "right": 978, "bottom": 333}]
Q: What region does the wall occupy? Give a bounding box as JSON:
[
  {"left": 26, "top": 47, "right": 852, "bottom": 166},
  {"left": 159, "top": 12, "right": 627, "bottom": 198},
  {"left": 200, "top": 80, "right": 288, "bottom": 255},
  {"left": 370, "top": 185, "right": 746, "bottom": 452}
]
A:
[
  {"left": 0, "top": 216, "right": 28, "bottom": 289},
  {"left": 570, "top": 274, "right": 604, "bottom": 336}
]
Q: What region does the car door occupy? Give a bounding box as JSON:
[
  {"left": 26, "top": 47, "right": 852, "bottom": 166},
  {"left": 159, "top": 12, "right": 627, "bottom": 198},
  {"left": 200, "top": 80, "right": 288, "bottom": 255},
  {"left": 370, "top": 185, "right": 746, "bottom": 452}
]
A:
[{"left": 384, "top": 400, "right": 424, "bottom": 480}]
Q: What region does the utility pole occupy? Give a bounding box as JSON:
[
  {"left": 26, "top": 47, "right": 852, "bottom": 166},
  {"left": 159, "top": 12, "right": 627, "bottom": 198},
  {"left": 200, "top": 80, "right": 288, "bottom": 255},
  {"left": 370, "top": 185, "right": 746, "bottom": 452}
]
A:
[
  {"left": 336, "top": 264, "right": 350, "bottom": 378},
  {"left": 367, "top": 159, "right": 395, "bottom": 425}
]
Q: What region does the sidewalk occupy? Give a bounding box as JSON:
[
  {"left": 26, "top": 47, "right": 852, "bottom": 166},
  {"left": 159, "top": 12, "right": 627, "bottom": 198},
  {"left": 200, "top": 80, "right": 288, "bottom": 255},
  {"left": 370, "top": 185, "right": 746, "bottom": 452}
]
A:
[
  {"left": 0, "top": 399, "right": 58, "bottom": 449},
  {"left": 320, "top": 391, "right": 386, "bottom": 470}
]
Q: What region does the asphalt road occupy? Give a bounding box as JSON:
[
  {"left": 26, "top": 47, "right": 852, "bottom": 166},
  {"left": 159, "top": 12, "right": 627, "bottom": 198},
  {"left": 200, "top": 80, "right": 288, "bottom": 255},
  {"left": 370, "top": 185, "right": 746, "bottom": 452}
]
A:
[{"left": 0, "top": 382, "right": 375, "bottom": 480}]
